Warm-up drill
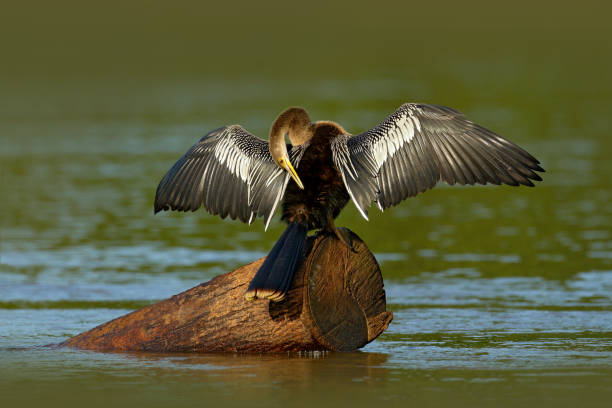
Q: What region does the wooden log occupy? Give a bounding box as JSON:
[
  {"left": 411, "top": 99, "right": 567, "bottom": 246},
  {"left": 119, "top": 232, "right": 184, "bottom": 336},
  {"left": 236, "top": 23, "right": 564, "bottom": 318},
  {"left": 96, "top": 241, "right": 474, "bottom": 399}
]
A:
[{"left": 60, "top": 229, "right": 393, "bottom": 352}]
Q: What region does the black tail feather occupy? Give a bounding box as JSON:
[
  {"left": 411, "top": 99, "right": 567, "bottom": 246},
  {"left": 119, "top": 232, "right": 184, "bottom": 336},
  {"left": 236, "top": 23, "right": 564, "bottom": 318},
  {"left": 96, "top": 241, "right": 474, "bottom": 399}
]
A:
[{"left": 245, "top": 222, "right": 308, "bottom": 301}]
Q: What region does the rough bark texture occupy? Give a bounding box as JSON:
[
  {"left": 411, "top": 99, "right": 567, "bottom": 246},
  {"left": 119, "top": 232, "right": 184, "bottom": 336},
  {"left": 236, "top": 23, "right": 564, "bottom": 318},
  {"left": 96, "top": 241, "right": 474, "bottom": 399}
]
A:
[{"left": 60, "top": 229, "right": 393, "bottom": 353}]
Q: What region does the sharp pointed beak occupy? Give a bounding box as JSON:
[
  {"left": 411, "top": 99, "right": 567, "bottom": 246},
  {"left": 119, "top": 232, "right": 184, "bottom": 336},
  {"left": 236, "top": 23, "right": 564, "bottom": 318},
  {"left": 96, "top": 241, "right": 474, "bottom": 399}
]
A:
[{"left": 282, "top": 159, "right": 304, "bottom": 189}]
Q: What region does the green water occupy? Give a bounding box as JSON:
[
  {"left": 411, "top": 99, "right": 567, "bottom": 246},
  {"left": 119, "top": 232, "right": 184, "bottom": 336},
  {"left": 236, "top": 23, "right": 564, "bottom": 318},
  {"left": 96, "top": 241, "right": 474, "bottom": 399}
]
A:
[{"left": 1, "top": 2, "right": 611, "bottom": 407}]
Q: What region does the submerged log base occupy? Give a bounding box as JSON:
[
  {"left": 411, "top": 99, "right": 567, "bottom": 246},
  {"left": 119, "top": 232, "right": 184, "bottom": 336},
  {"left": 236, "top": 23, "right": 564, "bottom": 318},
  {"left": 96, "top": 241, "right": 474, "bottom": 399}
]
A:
[{"left": 60, "top": 229, "right": 393, "bottom": 353}]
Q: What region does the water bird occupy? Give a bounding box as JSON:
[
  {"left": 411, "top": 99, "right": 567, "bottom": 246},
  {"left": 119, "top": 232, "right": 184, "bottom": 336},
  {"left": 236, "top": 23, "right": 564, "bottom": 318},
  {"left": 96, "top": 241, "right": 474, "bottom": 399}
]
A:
[{"left": 154, "top": 104, "right": 544, "bottom": 301}]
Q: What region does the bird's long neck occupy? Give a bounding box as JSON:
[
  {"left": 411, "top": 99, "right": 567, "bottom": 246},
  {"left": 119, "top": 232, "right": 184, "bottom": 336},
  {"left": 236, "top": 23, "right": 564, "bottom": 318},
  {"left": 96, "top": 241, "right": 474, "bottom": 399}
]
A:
[{"left": 269, "top": 107, "right": 312, "bottom": 155}]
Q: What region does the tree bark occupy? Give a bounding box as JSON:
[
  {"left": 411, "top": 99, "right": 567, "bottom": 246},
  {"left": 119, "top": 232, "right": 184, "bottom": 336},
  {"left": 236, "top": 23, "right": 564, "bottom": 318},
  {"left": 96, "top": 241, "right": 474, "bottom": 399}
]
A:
[{"left": 60, "top": 229, "right": 393, "bottom": 353}]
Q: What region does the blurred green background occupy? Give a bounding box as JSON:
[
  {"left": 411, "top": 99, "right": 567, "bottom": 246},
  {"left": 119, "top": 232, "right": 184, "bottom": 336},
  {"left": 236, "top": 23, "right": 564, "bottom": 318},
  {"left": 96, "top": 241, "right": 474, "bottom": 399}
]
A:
[{"left": 1, "top": 1, "right": 611, "bottom": 407}]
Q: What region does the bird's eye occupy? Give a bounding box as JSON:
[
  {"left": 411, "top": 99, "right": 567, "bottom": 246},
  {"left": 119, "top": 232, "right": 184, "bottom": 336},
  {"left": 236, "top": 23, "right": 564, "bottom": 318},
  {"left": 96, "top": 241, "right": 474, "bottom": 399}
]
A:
[{"left": 278, "top": 159, "right": 284, "bottom": 164}]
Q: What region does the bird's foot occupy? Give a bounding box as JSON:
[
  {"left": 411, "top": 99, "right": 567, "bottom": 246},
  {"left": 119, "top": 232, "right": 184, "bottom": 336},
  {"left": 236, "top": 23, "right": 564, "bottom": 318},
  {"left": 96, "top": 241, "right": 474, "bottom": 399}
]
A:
[
  {"left": 325, "top": 216, "right": 357, "bottom": 253},
  {"left": 334, "top": 227, "right": 358, "bottom": 253}
]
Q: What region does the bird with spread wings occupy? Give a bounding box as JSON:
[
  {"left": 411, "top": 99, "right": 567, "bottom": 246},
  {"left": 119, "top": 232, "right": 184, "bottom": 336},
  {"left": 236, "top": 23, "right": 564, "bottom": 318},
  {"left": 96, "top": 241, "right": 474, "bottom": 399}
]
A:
[{"left": 155, "top": 104, "right": 544, "bottom": 301}]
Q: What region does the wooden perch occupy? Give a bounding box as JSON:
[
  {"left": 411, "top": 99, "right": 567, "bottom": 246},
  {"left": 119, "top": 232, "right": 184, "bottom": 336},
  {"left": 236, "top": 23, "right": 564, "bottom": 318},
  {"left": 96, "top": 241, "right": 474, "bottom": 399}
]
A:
[{"left": 60, "top": 229, "right": 393, "bottom": 353}]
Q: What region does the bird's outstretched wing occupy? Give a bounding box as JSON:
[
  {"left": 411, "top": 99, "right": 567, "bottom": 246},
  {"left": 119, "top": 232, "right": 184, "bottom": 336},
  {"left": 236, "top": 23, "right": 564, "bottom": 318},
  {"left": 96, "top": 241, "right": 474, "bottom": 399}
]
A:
[
  {"left": 154, "top": 125, "right": 307, "bottom": 230},
  {"left": 331, "top": 103, "right": 544, "bottom": 219}
]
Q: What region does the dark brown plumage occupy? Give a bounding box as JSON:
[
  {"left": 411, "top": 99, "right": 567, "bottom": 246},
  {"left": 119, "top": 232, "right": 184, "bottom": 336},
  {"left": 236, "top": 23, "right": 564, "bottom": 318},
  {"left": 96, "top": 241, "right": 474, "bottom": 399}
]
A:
[{"left": 281, "top": 122, "right": 350, "bottom": 230}]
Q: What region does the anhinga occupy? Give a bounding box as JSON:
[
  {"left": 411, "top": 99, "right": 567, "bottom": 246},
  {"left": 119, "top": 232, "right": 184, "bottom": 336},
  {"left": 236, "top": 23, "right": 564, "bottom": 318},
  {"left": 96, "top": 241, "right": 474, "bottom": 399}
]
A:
[{"left": 154, "top": 104, "right": 544, "bottom": 301}]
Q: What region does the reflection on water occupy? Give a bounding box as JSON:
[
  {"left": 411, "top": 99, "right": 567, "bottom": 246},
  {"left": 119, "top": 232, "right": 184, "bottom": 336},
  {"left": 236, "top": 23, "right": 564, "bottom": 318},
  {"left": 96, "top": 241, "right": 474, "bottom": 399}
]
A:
[{"left": 1, "top": 345, "right": 611, "bottom": 407}]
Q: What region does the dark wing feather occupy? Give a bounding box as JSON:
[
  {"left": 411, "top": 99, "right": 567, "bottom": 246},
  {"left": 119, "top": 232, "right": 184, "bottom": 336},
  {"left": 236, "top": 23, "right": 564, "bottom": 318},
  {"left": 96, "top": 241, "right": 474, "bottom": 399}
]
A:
[
  {"left": 332, "top": 103, "right": 544, "bottom": 219},
  {"left": 154, "top": 125, "right": 305, "bottom": 229}
]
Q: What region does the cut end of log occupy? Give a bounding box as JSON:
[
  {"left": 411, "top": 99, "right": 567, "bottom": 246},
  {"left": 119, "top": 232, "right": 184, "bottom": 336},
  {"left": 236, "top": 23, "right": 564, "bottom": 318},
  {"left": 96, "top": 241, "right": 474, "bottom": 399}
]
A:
[{"left": 60, "top": 229, "right": 392, "bottom": 353}]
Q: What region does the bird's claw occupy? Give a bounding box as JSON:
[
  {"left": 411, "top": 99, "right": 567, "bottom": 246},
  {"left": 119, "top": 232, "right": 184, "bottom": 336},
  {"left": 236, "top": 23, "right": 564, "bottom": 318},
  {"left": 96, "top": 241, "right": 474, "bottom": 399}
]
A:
[{"left": 333, "top": 227, "right": 357, "bottom": 253}]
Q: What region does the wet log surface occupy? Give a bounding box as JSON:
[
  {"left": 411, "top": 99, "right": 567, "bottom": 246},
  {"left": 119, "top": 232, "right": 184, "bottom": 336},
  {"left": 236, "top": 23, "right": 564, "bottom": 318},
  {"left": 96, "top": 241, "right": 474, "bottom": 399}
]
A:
[{"left": 60, "top": 229, "right": 393, "bottom": 353}]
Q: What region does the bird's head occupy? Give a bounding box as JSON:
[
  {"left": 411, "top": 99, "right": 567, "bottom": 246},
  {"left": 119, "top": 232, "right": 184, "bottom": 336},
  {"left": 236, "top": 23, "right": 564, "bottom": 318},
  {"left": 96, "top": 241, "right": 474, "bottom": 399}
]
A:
[
  {"left": 269, "top": 107, "right": 311, "bottom": 190},
  {"left": 271, "top": 144, "right": 304, "bottom": 190}
]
